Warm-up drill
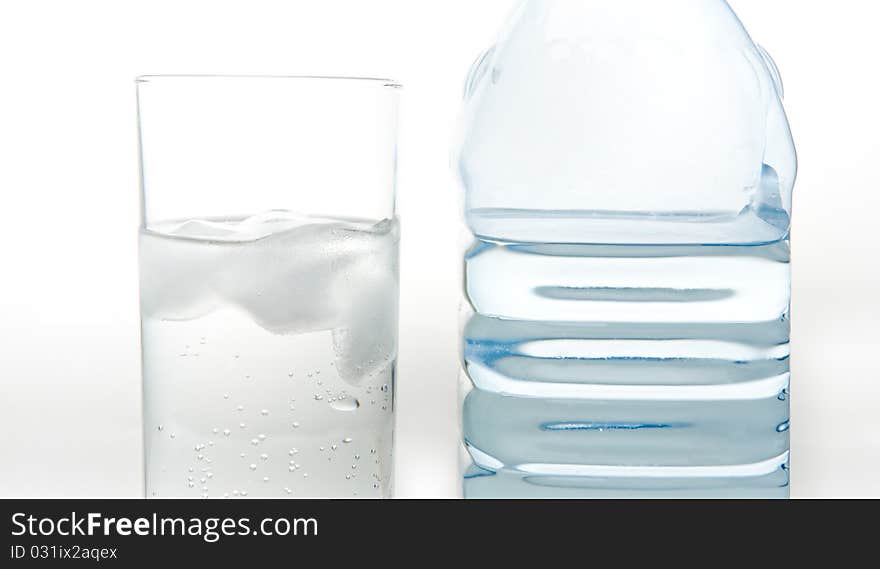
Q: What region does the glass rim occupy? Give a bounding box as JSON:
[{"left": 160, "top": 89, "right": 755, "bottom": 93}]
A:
[{"left": 135, "top": 74, "right": 402, "bottom": 89}]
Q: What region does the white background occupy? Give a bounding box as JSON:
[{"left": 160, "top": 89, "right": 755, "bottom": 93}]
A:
[{"left": 0, "top": 0, "right": 878, "bottom": 498}]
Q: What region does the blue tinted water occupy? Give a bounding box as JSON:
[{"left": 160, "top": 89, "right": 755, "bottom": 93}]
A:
[{"left": 461, "top": 231, "right": 791, "bottom": 499}]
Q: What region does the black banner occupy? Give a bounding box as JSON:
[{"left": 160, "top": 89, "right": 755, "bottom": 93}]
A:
[{"left": 1, "top": 499, "right": 871, "bottom": 564}]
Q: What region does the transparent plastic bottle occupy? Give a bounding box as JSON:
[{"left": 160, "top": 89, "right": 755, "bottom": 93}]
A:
[{"left": 456, "top": 0, "right": 796, "bottom": 498}]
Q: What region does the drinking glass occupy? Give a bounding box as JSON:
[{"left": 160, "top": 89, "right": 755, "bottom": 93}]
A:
[{"left": 137, "top": 75, "right": 400, "bottom": 498}]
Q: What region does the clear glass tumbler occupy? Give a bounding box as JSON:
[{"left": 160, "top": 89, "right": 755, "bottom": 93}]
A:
[{"left": 137, "top": 76, "right": 400, "bottom": 499}]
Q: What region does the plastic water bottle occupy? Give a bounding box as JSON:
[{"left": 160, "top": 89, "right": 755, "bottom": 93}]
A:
[{"left": 456, "top": 0, "right": 796, "bottom": 498}]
